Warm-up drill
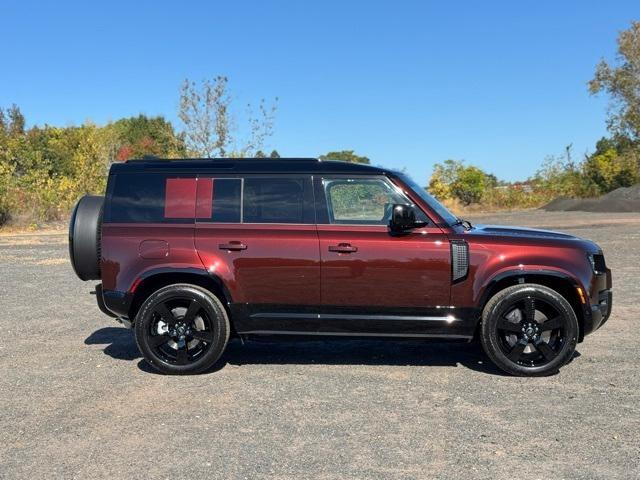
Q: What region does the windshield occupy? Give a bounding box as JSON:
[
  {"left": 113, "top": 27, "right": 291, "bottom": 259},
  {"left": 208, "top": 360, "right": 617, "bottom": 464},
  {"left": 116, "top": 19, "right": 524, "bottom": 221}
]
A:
[{"left": 395, "top": 173, "right": 458, "bottom": 226}]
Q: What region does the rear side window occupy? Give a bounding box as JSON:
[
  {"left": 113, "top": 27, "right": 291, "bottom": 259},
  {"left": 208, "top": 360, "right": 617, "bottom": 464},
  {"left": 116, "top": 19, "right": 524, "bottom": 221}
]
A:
[
  {"left": 195, "top": 178, "right": 241, "bottom": 223},
  {"left": 106, "top": 173, "right": 313, "bottom": 224},
  {"left": 106, "top": 173, "right": 196, "bottom": 223},
  {"left": 243, "top": 177, "right": 313, "bottom": 224}
]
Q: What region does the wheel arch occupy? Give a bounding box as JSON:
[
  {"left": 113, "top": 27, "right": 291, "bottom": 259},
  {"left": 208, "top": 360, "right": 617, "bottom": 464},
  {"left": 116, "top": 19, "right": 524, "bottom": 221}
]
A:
[
  {"left": 127, "top": 268, "right": 233, "bottom": 323},
  {"left": 479, "top": 270, "right": 587, "bottom": 342}
]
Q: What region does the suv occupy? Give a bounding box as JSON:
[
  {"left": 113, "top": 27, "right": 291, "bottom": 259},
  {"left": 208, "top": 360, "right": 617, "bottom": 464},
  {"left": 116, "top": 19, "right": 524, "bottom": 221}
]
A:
[{"left": 69, "top": 158, "right": 612, "bottom": 376}]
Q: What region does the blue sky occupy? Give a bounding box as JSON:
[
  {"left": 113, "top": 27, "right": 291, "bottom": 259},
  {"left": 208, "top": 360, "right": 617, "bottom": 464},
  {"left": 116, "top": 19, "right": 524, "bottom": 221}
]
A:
[{"left": 1, "top": 1, "right": 637, "bottom": 183}]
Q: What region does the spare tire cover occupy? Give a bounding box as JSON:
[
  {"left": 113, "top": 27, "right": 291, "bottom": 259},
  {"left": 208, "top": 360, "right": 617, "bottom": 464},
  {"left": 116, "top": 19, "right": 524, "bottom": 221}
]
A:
[{"left": 69, "top": 195, "right": 104, "bottom": 281}]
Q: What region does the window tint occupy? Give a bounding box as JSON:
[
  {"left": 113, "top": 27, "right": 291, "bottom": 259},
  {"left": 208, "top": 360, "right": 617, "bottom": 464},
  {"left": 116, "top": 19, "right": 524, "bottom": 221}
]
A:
[
  {"left": 324, "top": 177, "right": 419, "bottom": 225},
  {"left": 107, "top": 173, "right": 196, "bottom": 223},
  {"left": 243, "top": 177, "right": 311, "bottom": 224},
  {"left": 196, "top": 178, "right": 241, "bottom": 223}
]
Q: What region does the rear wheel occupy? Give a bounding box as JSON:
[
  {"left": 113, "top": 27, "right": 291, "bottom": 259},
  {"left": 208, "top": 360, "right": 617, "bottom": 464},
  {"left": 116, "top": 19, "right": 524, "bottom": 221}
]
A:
[
  {"left": 135, "top": 284, "right": 230, "bottom": 375},
  {"left": 480, "top": 283, "right": 578, "bottom": 376}
]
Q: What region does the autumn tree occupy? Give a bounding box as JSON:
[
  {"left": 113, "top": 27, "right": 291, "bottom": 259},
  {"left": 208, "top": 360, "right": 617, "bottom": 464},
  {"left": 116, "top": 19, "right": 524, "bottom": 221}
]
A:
[
  {"left": 107, "top": 115, "right": 186, "bottom": 161},
  {"left": 178, "top": 76, "right": 277, "bottom": 157}
]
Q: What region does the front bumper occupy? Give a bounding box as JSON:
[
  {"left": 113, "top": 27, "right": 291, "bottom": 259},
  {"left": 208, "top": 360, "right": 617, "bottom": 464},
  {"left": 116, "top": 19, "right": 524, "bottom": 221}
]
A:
[{"left": 582, "top": 267, "right": 612, "bottom": 339}]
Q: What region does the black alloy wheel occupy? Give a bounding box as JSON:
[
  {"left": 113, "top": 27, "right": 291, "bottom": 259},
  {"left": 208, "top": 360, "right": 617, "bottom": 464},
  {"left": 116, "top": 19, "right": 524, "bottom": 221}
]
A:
[
  {"left": 480, "top": 284, "right": 579, "bottom": 376},
  {"left": 135, "top": 284, "right": 230, "bottom": 375}
]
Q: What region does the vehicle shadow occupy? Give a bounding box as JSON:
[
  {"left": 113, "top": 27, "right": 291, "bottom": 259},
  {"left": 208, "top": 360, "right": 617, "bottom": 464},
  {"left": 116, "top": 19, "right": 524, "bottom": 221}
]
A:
[
  {"left": 86, "top": 327, "right": 579, "bottom": 377},
  {"left": 85, "top": 327, "right": 140, "bottom": 361}
]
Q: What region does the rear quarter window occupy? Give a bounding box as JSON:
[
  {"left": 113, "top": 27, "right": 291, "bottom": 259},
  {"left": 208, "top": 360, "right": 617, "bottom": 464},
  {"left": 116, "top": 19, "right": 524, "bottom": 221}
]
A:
[{"left": 105, "top": 173, "right": 196, "bottom": 223}]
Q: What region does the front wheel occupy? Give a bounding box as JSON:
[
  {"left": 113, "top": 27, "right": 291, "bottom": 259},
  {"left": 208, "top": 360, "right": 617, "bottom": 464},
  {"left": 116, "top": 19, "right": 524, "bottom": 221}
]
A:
[
  {"left": 135, "top": 284, "right": 230, "bottom": 375},
  {"left": 480, "top": 284, "right": 579, "bottom": 376}
]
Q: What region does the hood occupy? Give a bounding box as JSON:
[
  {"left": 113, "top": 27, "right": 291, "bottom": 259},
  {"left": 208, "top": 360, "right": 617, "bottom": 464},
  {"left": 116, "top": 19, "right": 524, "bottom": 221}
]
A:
[
  {"left": 471, "top": 224, "right": 577, "bottom": 240},
  {"left": 464, "top": 224, "right": 601, "bottom": 253}
]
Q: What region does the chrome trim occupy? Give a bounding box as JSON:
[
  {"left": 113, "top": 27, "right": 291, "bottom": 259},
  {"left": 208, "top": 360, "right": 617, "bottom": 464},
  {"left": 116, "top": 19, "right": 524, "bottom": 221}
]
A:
[
  {"left": 249, "top": 313, "right": 460, "bottom": 322},
  {"left": 241, "top": 330, "right": 472, "bottom": 339}
]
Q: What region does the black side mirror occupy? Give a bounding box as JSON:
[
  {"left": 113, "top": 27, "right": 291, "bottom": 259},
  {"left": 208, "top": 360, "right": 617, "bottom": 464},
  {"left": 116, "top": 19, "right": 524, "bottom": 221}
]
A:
[{"left": 389, "top": 204, "right": 418, "bottom": 233}]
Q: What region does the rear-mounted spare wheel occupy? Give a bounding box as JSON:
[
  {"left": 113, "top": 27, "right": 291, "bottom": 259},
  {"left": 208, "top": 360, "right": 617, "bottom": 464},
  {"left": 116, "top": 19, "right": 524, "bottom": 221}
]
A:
[{"left": 69, "top": 195, "right": 104, "bottom": 281}]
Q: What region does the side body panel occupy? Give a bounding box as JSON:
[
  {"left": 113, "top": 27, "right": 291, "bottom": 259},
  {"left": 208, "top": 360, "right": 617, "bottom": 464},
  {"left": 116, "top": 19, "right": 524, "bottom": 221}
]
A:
[{"left": 194, "top": 223, "right": 321, "bottom": 332}]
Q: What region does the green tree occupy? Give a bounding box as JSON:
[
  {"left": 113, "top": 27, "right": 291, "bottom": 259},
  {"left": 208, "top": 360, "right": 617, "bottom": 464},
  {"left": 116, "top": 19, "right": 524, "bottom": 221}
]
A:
[
  {"left": 318, "top": 150, "right": 370, "bottom": 164},
  {"left": 589, "top": 21, "right": 640, "bottom": 140},
  {"left": 427, "top": 159, "right": 491, "bottom": 205},
  {"left": 452, "top": 165, "right": 488, "bottom": 205},
  {"left": 583, "top": 147, "right": 639, "bottom": 193}
]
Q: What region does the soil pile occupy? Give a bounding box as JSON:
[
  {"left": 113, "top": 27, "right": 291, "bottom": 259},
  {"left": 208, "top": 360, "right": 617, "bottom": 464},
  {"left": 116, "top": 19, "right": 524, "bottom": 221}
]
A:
[{"left": 543, "top": 184, "right": 640, "bottom": 212}]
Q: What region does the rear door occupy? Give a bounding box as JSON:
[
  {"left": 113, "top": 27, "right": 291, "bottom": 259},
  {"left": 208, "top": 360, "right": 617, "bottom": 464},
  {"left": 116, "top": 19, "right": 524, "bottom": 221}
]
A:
[
  {"left": 194, "top": 175, "right": 321, "bottom": 333},
  {"left": 315, "top": 175, "right": 453, "bottom": 336}
]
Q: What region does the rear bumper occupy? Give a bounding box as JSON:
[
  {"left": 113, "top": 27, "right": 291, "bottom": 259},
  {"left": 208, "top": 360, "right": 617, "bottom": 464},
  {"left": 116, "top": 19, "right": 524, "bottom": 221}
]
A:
[{"left": 97, "top": 286, "right": 133, "bottom": 318}]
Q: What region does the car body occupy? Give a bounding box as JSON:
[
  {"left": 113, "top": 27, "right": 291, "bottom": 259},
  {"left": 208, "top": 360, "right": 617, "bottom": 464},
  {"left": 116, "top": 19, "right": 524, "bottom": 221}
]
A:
[{"left": 69, "top": 158, "right": 612, "bottom": 375}]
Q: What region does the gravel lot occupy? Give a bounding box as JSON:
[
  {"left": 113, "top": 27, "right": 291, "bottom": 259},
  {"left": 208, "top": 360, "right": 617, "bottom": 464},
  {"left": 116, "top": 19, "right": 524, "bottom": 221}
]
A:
[{"left": 1, "top": 211, "right": 639, "bottom": 479}]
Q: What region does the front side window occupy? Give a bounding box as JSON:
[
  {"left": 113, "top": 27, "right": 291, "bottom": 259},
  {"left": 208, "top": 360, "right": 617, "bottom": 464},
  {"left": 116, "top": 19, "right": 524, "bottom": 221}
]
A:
[
  {"left": 323, "top": 177, "right": 418, "bottom": 225},
  {"left": 243, "top": 177, "right": 312, "bottom": 224}
]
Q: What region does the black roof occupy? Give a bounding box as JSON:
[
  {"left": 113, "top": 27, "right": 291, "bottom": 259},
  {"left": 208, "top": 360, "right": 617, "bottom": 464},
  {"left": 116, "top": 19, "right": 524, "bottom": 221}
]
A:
[{"left": 109, "top": 158, "right": 388, "bottom": 175}]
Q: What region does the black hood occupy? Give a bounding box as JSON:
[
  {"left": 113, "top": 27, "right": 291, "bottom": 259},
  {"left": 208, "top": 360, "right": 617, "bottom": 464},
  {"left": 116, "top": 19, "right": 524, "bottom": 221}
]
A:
[{"left": 471, "top": 224, "right": 577, "bottom": 240}]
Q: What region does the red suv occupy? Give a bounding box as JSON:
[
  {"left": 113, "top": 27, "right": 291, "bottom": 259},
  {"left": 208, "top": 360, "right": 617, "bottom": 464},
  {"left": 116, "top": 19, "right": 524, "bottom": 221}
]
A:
[{"left": 69, "top": 158, "right": 612, "bottom": 376}]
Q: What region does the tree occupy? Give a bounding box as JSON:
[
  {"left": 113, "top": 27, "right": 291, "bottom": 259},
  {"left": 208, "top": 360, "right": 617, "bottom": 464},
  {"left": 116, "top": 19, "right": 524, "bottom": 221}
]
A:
[
  {"left": 107, "top": 115, "right": 186, "bottom": 161},
  {"left": 318, "top": 150, "right": 370, "bottom": 164},
  {"left": 589, "top": 21, "right": 640, "bottom": 140},
  {"left": 427, "top": 159, "right": 491, "bottom": 205},
  {"left": 583, "top": 147, "right": 639, "bottom": 193},
  {"left": 178, "top": 76, "right": 277, "bottom": 157}
]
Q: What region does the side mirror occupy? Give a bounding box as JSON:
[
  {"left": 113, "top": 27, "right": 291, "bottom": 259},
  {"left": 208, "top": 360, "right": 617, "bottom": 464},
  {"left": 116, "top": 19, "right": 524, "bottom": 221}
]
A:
[{"left": 389, "top": 204, "right": 420, "bottom": 233}]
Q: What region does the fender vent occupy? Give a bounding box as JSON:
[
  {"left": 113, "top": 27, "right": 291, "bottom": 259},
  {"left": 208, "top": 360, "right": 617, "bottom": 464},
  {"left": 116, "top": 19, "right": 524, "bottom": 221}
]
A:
[{"left": 451, "top": 240, "right": 469, "bottom": 282}]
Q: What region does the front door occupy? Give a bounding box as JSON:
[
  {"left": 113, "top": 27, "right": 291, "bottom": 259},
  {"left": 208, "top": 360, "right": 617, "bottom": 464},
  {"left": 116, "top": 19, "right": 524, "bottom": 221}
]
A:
[
  {"left": 194, "top": 175, "right": 321, "bottom": 333},
  {"left": 316, "top": 175, "right": 454, "bottom": 337}
]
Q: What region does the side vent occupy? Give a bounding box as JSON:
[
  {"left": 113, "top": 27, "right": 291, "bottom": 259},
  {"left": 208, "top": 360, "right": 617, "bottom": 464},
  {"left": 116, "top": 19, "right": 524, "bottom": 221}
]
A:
[{"left": 451, "top": 240, "right": 469, "bottom": 282}]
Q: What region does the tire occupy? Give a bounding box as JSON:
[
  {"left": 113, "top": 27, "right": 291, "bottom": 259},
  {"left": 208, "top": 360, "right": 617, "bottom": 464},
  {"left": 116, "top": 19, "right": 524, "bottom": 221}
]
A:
[
  {"left": 68, "top": 195, "right": 104, "bottom": 281},
  {"left": 134, "top": 284, "right": 230, "bottom": 375},
  {"left": 480, "top": 283, "right": 578, "bottom": 376}
]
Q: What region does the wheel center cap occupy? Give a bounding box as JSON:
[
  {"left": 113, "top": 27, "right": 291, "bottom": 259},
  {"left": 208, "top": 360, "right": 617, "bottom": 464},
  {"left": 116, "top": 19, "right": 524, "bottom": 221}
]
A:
[
  {"left": 526, "top": 327, "right": 534, "bottom": 337},
  {"left": 177, "top": 325, "right": 185, "bottom": 335}
]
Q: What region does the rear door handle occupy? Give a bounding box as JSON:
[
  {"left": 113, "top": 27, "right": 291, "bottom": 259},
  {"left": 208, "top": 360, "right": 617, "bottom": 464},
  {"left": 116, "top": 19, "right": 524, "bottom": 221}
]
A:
[
  {"left": 328, "top": 243, "right": 358, "bottom": 253},
  {"left": 218, "top": 241, "right": 247, "bottom": 251}
]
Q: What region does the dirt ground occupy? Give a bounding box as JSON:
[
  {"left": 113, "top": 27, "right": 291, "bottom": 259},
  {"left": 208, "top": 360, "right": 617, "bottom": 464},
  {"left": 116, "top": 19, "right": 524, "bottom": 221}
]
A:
[{"left": 0, "top": 210, "right": 639, "bottom": 479}]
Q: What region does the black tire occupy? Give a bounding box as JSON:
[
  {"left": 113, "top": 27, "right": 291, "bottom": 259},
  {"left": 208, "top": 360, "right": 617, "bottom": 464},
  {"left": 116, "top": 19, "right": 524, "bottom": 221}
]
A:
[
  {"left": 68, "top": 195, "right": 104, "bottom": 281},
  {"left": 134, "top": 284, "right": 230, "bottom": 375},
  {"left": 480, "top": 283, "right": 578, "bottom": 376}
]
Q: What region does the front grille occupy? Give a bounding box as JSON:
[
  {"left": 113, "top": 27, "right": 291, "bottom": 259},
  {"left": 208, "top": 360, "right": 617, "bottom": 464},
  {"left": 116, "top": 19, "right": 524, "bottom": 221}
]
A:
[
  {"left": 451, "top": 240, "right": 469, "bottom": 282},
  {"left": 593, "top": 254, "right": 606, "bottom": 274}
]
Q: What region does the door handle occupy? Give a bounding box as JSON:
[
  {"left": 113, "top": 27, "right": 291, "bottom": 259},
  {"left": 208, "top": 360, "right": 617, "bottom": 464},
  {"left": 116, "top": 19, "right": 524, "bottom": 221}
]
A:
[
  {"left": 218, "top": 241, "right": 247, "bottom": 251},
  {"left": 328, "top": 243, "right": 358, "bottom": 253}
]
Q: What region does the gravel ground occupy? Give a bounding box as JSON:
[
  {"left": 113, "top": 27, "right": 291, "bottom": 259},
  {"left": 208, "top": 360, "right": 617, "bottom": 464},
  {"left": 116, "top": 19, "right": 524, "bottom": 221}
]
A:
[{"left": 0, "top": 211, "right": 639, "bottom": 479}]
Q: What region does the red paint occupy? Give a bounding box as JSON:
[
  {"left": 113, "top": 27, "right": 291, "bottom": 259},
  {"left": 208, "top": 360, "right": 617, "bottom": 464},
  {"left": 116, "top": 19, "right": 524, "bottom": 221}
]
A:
[
  {"left": 164, "top": 178, "right": 197, "bottom": 218},
  {"left": 195, "top": 223, "right": 321, "bottom": 305},
  {"left": 318, "top": 224, "right": 451, "bottom": 308},
  {"left": 196, "top": 178, "right": 213, "bottom": 218}
]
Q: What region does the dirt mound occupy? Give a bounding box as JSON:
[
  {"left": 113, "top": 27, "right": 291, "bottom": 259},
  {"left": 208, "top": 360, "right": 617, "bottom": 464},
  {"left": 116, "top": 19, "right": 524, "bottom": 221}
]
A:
[{"left": 543, "top": 185, "right": 640, "bottom": 212}]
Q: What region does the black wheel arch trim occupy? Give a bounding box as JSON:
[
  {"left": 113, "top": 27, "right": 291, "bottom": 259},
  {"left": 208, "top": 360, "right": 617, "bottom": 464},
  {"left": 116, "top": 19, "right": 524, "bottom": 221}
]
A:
[
  {"left": 102, "top": 267, "right": 234, "bottom": 319},
  {"left": 478, "top": 269, "right": 593, "bottom": 341}
]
